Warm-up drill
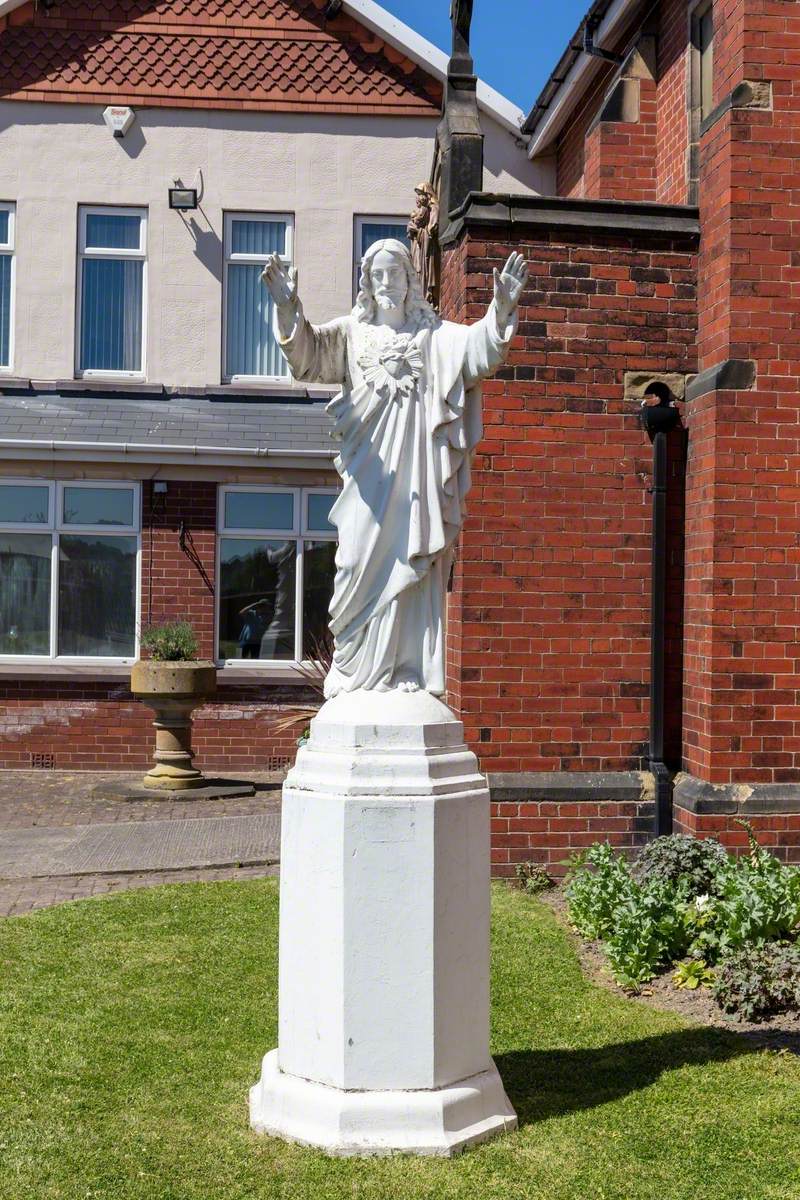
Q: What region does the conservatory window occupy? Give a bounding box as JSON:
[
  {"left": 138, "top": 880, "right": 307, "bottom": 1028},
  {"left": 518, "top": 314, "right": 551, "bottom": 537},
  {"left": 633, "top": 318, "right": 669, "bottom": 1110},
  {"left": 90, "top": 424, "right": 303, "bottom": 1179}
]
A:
[
  {"left": 217, "top": 486, "right": 337, "bottom": 664},
  {"left": 0, "top": 481, "right": 140, "bottom": 661}
]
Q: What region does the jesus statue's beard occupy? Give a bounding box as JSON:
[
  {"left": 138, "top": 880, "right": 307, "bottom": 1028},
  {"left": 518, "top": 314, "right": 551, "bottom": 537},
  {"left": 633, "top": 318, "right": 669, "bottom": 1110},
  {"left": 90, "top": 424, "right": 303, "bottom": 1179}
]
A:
[{"left": 375, "top": 293, "right": 404, "bottom": 312}]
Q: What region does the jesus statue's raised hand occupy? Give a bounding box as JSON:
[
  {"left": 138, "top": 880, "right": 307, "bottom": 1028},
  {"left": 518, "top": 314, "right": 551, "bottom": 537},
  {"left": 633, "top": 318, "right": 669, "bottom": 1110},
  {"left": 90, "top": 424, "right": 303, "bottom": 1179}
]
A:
[
  {"left": 492, "top": 252, "right": 528, "bottom": 329},
  {"left": 262, "top": 253, "right": 299, "bottom": 338}
]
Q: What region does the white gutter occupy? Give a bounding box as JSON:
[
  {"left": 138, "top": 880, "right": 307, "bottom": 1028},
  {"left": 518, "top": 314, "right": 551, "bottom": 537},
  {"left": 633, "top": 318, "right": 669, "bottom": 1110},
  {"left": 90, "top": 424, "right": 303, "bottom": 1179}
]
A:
[
  {"left": 342, "top": 0, "right": 526, "bottom": 137},
  {"left": 0, "top": 437, "right": 336, "bottom": 465},
  {"left": 526, "top": 0, "right": 640, "bottom": 159}
]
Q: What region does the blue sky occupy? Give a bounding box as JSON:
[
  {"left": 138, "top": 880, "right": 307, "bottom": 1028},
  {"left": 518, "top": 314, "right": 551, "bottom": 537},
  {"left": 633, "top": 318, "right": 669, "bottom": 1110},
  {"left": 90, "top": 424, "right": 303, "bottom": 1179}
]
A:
[{"left": 379, "top": 0, "right": 590, "bottom": 113}]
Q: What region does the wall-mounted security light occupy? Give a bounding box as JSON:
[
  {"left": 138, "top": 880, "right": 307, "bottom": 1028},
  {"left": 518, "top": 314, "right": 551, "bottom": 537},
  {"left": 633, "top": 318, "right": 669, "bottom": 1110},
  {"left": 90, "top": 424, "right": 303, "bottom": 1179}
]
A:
[
  {"left": 168, "top": 187, "right": 199, "bottom": 211},
  {"left": 103, "top": 105, "right": 136, "bottom": 139}
]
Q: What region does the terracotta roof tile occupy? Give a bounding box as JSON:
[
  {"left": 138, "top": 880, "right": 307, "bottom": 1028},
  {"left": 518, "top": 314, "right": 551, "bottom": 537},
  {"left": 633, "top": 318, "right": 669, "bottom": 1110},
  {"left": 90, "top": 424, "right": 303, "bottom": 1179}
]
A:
[{"left": 0, "top": 0, "right": 442, "bottom": 114}]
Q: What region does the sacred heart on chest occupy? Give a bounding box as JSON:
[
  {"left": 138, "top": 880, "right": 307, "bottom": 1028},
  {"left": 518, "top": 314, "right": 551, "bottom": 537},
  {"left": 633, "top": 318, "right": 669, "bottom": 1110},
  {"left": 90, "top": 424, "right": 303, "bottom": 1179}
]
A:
[{"left": 357, "top": 332, "right": 424, "bottom": 402}]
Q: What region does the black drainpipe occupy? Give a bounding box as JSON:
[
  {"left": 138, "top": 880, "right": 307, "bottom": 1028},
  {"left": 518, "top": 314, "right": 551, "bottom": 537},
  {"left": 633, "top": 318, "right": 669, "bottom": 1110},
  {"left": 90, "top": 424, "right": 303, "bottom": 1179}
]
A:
[
  {"left": 639, "top": 384, "right": 682, "bottom": 836},
  {"left": 582, "top": 14, "right": 624, "bottom": 64}
]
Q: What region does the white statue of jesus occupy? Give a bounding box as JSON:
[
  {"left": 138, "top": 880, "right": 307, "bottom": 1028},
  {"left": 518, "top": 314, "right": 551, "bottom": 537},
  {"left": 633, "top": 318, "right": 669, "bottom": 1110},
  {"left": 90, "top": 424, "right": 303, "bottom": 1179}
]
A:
[{"left": 262, "top": 239, "right": 527, "bottom": 698}]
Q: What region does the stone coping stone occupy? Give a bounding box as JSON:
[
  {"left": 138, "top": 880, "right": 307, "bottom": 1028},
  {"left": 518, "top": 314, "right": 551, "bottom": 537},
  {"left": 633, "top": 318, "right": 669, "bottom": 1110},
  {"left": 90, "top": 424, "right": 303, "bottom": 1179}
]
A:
[
  {"left": 488, "top": 770, "right": 653, "bottom": 804},
  {"left": 674, "top": 772, "right": 800, "bottom": 815}
]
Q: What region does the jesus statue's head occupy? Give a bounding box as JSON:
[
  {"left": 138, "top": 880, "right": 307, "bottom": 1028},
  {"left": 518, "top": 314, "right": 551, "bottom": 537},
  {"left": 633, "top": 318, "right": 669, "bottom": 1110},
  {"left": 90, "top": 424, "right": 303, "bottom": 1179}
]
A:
[{"left": 353, "top": 239, "right": 436, "bottom": 327}]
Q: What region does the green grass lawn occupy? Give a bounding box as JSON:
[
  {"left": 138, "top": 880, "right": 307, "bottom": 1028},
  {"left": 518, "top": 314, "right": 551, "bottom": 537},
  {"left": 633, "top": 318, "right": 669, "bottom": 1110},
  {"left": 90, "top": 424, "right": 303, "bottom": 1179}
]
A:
[{"left": 1, "top": 881, "right": 799, "bottom": 1200}]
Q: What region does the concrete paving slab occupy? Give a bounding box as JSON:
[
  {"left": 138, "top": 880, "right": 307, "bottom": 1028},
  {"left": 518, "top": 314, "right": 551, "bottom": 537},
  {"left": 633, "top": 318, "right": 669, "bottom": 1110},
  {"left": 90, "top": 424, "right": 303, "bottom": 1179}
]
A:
[{"left": 0, "top": 812, "right": 281, "bottom": 880}]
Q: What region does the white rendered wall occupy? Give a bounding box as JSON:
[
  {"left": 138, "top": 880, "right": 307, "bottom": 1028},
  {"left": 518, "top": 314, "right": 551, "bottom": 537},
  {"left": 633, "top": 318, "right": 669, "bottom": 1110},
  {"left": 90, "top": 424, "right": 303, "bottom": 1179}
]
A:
[{"left": 0, "top": 101, "right": 550, "bottom": 388}]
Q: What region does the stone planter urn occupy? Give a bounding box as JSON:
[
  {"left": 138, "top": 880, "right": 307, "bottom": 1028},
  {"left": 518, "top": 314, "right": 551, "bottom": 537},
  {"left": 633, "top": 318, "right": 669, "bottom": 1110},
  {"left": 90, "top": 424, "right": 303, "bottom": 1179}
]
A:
[{"left": 130, "top": 660, "right": 217, "bottom": 790}]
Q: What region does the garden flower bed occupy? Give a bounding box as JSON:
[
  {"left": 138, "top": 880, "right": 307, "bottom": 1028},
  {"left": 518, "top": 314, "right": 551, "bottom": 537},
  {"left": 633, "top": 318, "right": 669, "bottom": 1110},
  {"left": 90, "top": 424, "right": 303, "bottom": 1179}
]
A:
[{"left": 541, "top": 827, "right": 800, "bottom": 1034}]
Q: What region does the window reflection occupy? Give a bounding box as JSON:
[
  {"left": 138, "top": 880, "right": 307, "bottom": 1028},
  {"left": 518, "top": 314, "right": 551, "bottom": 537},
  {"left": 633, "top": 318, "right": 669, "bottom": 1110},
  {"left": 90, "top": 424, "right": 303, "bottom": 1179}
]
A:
[
  {"left": 57, "top": 535, "right": 137, "bottom": 656},
  {"left": 0, "top": 485, "right": 49, "bottom": 525},
  {"left": 303, "top": 540, "right": 336, "bottom": 658},
  {"left": 0, "top": 533, "right": 51, "bottom": 654},
  {"left": 62, "top": 486, "right": 134, "bottom": 527},
  {"left": 219, "top": 538, "right": 296, "bottom": 660}
]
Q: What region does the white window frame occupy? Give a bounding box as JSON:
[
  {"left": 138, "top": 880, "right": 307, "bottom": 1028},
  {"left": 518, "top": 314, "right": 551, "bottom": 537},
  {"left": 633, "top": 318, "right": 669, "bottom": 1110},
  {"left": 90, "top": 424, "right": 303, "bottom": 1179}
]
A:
[
  {"left": 222, "top": 211, "right": 294, "bottom": 384},
  {"left": 76, "top": 205, "right": 148, "bottom": 380},
  {"left": 216, "top": 483, "right": 337, "bottom": 668},
  {"left": 0, "top": 201, "right": 16, "bottom": 373},
  {"left": 0, "top": 478, "right": 141, "bottom": 665},
  {"left": 353, "top": 214, "right": 409, "bottom": 299}
]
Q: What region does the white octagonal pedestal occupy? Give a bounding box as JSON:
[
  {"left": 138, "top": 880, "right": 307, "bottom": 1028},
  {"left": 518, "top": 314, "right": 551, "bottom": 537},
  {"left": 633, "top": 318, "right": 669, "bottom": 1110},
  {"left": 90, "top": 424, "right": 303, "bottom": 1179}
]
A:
[{"left": 249, "top": 688, "right": 518, "bottom": 1156}]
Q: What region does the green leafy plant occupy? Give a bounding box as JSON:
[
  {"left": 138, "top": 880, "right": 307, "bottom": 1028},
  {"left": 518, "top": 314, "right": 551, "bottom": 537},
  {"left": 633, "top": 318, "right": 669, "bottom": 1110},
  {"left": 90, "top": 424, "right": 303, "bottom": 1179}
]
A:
[
  {"left": 631, "top": 834, "right": 728, "bottom": 896},
  {"left": 672, "top": 959, "right": 715, "bottom": 990},
  {"left": 566, "top": 843, "right": 638, "bottom": 943},
  {"left": 140, "top": 620, "right": 199, "bottom": 662},
  {"left": 514, "top": 862, "right": 554, "bottom": 895},
  {"left": 712, "top": 943, "right": 800, "bottom": 1022},
  {"left": 705, "top": 847, "right": 800, "bottom": 959},
  {"left": 565, "top": 829, "right": 800, "bottom": 1008}
]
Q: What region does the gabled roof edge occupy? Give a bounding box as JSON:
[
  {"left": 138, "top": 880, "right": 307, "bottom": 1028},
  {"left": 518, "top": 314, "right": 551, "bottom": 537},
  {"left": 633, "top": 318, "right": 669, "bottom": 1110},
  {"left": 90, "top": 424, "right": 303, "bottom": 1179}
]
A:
[{"left": 343, "top": 0, "right": 526, "bottom": 136}]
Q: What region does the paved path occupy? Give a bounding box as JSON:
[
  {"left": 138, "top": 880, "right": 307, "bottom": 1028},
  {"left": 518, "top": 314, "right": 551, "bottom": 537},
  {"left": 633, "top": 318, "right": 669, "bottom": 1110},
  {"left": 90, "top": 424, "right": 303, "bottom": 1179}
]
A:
[
  {"left": 0, "top": 769, "right": 284, "bottom": 829},
  {"left": 0, "top": 812, "right": 281, "bottom": 879},
  {"left": 0, "top": 771, "right": 284, "bottom": 918}
]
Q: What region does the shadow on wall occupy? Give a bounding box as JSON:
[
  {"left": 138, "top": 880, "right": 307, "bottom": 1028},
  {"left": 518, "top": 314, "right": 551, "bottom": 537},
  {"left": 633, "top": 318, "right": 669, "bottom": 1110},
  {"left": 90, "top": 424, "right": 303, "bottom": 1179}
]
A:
[
  {"left": 496, "top": 1028, "right": 757, "bottom": 1127},
  {"left": 116, "top": 119, "right": 146, "bottom": 160},
  {"left": 181, "top": 212, "right": 223, "bottom": 283}
]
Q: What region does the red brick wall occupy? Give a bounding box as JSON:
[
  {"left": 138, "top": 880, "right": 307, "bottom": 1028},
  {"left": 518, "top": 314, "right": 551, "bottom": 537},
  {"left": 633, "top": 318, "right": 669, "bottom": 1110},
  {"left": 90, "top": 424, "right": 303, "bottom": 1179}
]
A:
[
  {"left": 0, "top": 679, "right": 304, "bottom": 771},
  {"left": 491, "top": 797, "right": 654, "bottom": 878},
  {"left": 141, "top": 480, "right": 216, "bottom": 659},
  {"left": 655, "top": 0, "right": 690, "bottom": 204},
  {"left": 583, "top": 78, "right": 658, "bottom": 202},
  {"left": 556, "top": 68, "right": 615, "bottom": 197},
  {"left": 440, "top": 217, "right": 698, "bottom": 776},
  {"left": 682, "top": 0, "right": 800, "bottom": 785},
  {"left": 553, "top": 0, "right": 692, "bottom": 207},
  {"left": 674, "top": 806, "right": 800, "bottom": 865}
]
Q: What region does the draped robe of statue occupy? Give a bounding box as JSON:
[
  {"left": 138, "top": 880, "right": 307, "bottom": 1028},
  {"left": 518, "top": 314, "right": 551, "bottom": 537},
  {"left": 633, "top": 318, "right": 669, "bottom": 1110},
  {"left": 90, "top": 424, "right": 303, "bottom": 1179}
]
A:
[{"left": 278, "top": 299, "right": 516, "bottom": 697}]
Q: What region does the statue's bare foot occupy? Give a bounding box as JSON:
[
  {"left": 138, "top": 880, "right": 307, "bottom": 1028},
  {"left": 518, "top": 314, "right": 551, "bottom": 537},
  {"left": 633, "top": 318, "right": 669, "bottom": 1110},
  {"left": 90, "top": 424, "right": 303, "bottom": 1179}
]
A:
[{"left": 397, "top": 679, "right": 420, "bottom": 693}]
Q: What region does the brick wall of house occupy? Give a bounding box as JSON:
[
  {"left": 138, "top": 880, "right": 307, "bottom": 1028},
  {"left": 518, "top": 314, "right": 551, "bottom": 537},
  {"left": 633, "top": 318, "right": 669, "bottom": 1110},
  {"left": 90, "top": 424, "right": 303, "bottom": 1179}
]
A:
[
  {"left": 583, "top": 75, "right": 658, "bottom": 202},
  {"left": 674, "top": 804, "right": 800, "bottom": 866},
  {"left": 655, "top": 0, "right": 690, "bottom": 204},
  {"left": 554, "top": 0, "right": 692, "bottom": 208},
  {"left": 0, "top": 678, "right": 305, "bottom": 772},
  {"left": 141, "top": 480, "right": 217, "bottom": 660},
  {"left": 682, "top": 0, "right": 800, "bottom": 786},
  {"left": 556, "top": 69, "right": 615, "bottom": 197},
  {"left": 440, "top": 203, "right": 697, "bottom": 872}
]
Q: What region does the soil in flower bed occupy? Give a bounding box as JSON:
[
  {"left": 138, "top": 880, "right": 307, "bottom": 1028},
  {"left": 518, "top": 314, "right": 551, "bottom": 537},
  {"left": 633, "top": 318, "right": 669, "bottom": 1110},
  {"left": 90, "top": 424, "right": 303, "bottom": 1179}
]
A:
[{"left": 539, "top": 886, "right": 800, "bottom": 1052}]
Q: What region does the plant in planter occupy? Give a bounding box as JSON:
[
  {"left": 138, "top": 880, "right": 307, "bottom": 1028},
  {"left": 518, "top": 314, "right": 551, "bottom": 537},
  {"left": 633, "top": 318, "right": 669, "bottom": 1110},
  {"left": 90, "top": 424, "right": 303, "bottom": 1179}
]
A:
[{"left": 131, "top": 620, "right": 216, "bottom": 791}]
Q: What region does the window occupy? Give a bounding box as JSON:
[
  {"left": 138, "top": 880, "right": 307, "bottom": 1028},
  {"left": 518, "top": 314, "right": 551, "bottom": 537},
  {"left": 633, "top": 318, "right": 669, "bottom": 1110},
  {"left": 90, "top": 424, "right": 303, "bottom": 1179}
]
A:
[
  {"left": 77, "top": 207, "right": 147, "bottom": 376},
  {"left": 0, "top": 202, "right": 15, "bottom": 370},
  {"left": 691, "top": 1, "right": 714, "bottom": 123},
  {"left": 353, "top": 215, "right": 410, "bottom": 298},
  {"left": 217, "top": 486, "right": 337, "bottom": 664},
  {"left": 224, "top": 213, "right": 293, "bottom": 380},
  {"left": 0, "top": 481, "right": 140, "bottom": 661}
]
